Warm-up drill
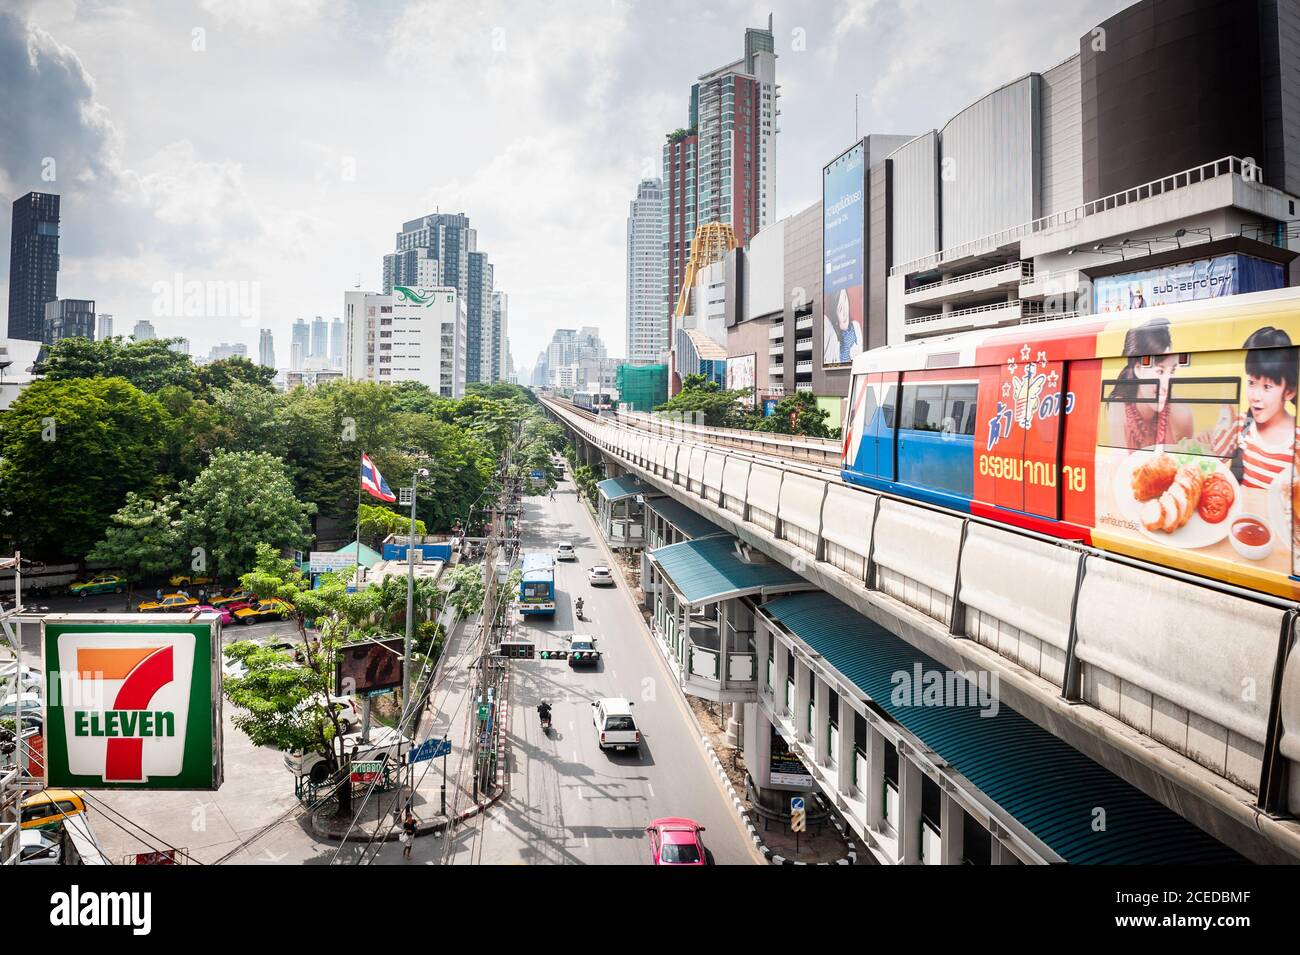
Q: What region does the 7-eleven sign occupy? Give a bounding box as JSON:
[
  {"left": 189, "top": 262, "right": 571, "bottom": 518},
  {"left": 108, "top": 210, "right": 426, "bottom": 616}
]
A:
[{"left": 42, "top": 618, "right": 222, "bottom": 790}]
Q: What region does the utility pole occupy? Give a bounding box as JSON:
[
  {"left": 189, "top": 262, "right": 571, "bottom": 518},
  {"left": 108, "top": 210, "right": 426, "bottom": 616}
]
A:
[{"left": 404, "top": 467, "right": 429, "bottom": 716}]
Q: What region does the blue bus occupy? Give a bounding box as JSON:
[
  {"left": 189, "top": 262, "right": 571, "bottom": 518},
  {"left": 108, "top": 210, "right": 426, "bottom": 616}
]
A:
[{"left": 519, "top": 553, "right": 556, "bottom": 615}]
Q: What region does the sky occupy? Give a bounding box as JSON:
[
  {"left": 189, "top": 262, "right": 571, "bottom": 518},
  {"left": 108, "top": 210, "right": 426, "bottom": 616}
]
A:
[{"left": 0, "top": 0, "right": 1124, "bottom": 371}]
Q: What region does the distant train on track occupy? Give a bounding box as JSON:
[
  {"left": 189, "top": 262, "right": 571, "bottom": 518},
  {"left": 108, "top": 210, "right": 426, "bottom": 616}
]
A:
[{"left": 573, "top": 390, "right": 616, "bottom": 415}]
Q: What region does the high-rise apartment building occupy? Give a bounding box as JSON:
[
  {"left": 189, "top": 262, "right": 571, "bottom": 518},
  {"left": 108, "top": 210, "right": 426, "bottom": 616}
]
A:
[
  {"left": 291, "top": 318, "right": 309, "bottom": 370},
  {"left": 97, "top": 313, "right": 113, "bottom": 340},
  {"left": 662, "top": 20, "right": 777, "bottom": 357},
  {"left": 259, "top": 328, "right": 275, "bottom": 368},
  {"left": 626, "top": 178, "right": 665, "bottom": 363},
  {"left": 491, "top": 291, "right": 509, "bottom": 385},
  {"left": 383, "top": 212, "right": 500, "bottom": 382},
  {"left": 343, "top": 286, "right": 467, "bottom": 398},
  {"left": 132, "top": 320, "right": 156, "bottom": 341},
  {"left": 43, "top": 298, "right": 94, "bottom": 344},
  {"left": 329, "top": 317, "right": 344, "bottom": 368},
  {"left": 6, "top": 192, "right": 60, "bottom": 342},
  {"left": 309, "top": 316, "right": 327, "bottom": 360},
  {"left": 467, "top": 250, "right": 494, "bottom": 383}
]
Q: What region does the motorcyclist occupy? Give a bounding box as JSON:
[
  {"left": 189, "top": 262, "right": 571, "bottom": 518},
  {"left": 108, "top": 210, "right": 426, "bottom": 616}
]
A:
[
  {"left": 575, "top": 597, "right": 585, "bottom": 619},
  {"left": 537, "top": 701, "right": 552, "bottom": 726}
]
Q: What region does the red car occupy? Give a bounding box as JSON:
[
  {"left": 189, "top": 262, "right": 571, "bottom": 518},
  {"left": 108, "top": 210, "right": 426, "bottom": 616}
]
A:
[{"left": 646, "top": 817, "right": 707, "bottom": 866}]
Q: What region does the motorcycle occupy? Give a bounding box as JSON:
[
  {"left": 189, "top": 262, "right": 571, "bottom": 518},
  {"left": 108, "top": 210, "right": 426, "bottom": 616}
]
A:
[
  {"left": 575, "top": 598, "right": 585, "bottom": 621},
  {"left": 538, "top": 707, "right": 552, "bottom": 733}
]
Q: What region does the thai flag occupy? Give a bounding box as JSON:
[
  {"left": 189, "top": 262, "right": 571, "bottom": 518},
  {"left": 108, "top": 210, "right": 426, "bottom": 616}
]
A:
[{"left": 360, "top": 453, "right": 396, "bottom": 502}]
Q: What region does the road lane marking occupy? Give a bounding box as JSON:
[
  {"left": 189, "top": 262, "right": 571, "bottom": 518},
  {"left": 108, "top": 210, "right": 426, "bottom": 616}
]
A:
[
  {"left": 647, "top": 782, "right": 655, "bottom": 798},
  {"left": 568, "top": 721, "right": 574, "bottom": 731}
]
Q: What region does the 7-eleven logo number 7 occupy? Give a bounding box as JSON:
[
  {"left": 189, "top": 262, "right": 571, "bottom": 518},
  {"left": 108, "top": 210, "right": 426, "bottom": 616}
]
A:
[{"left": 76, "top": 646, "right": 175, "bottom": 783}]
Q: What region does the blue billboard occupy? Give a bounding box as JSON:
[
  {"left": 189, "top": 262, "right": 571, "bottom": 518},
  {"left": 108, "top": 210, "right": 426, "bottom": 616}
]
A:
[
  {"left": 822, "top": 141, "right": 866, "bottom": 366},
  {"left": 1094, "top": 253, "right": 1284, "bottom": 313}
]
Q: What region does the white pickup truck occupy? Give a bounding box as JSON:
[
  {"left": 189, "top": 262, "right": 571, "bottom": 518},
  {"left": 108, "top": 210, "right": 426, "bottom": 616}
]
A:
[
  {"left": 591, "top": 697, "right": 640, "bottom": 753},
  {"left": 285, "top": 725, "right": 412, "bottom": 785}
]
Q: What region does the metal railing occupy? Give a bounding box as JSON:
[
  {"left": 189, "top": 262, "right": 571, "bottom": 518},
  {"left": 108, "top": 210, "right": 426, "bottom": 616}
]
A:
[
  {"left": 892, "top": 156, "right": 1256, "bottom": 277},
  {"left": 905, "top": 260, "right": 1031, "bottom": 296},
  {"left": 904, "top": 300, "right": 1036, "bottom": 326}
]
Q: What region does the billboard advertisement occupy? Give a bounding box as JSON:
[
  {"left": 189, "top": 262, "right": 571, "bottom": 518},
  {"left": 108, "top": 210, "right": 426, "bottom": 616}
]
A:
[
  {"left": 336, "top": 637, "right": 404, "bottom": 696},
  {"left": 41, "top": 615, "right": 222, "bottom": 789},
  {"left": 769, "top": 725, "right": 814, "bottom": 788},
  {"left": 841, "top": 293, "right": 1300, "bottom": 598},
  {"left": 822, "top": 141, "right": 866, "bottom": 367},
  {"left": 726, "top": 353, "right": 756, "bottom": 406},
  {"left": 1094, "top": 254, "right": 1284, "bottom": 313}
]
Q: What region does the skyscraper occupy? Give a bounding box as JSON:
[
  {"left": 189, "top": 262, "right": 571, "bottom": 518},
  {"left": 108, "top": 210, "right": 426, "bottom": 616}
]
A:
[
  {"left": 329, "top": 317, "right": 344, "bottom": 369},
  {"left": 259, "top": 328, "right": 275, "bottom": 368},
  {"left": 291, "top": 318, "right": 309, "bottom": 370},
  {"left": 97, "top": 313, "right": 113, "bottom": 340},
  {"left": 384, "top": 212, "right": 499, "bottom": 382},
  {"left": 43, "top": 298, "right": 95, "bottom": 343},
  {"left": 663, "top": 20, "right": 776, "bottom": 340},
  {"left": 492, "top": 291, "right": 509, "bottom": 384},
  {"left": 132, "top": 320, "right": 156, "bottom": 341},
  {"left": 468, "top": 250, "right": 494, "bottom": 383},
  {"left": 310, "top": 316, "right": 328, "bottom": 360},
  {"left": 626, "top": 178, "right": 665, "bottom": 363},
  {"left": 6, "top": 192, "right": 60, "bottom": 342}
]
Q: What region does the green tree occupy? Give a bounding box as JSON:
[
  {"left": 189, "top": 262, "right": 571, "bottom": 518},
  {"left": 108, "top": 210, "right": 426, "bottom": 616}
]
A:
[
  {"left": 86, "top": 493, "right": 183, "bottom": 599},
  {"left": 357, "top": 502, "right": 424, "bottom": 550},
  {"left": 176, "top": 450, "right": 315, "bottom": 581},
  {"left": 38, "top": 337, "right": 200, "bottom": 393},
  {"left": 752, "top": 391, "right": 833, "bottom": 438},
  {"left": 195, "top": 356, "right": 275, "bottom": 394},
  {"left": 654, "top": 374, "right": 749, "bottom": 427},
  {"left": 0, "top": 377, "right": 170, "bottom": 560},
  {"left": 227, "top": 545, "right": 363, "bottom": 816},
  {"left": 445, "top": 563, "right": 486, "bottom": 616}
]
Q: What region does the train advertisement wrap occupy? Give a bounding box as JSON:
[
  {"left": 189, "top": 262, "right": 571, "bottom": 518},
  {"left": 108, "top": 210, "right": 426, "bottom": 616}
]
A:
[{"left": 843, "top": 289, "right": 1300, "bottom": 597}]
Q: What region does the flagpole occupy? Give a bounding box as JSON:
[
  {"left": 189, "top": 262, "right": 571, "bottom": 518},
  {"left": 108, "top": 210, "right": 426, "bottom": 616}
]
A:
[{"left": 355, "top": 455, "right": 363, "bottom": 589}]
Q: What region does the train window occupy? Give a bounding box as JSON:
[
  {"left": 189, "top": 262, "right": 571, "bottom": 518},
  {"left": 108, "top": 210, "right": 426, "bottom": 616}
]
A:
[
  {"left": 943, "top": 384, "right": 978, "bottom": 436},
  {"left": 901, "top": 384, "right": 944, "bottom": 431}
]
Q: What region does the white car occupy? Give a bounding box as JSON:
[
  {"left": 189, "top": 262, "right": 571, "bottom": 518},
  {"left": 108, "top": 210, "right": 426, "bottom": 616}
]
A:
[
  {"left": 19, "top": 829, "right": 62, "bottom": 865},
  {"left": 555, "top": 542, "right": 577, "bottom": 561},
  {"left": 292, "top": 693, "right": 361, "bottom": 732},
  {"left": 591, "top": 697, "right": 640, "bottom": 753},
  {"left": 0, "top": 691, "right": 42, "bottom": 719},
  {"left": 0, "top": 663, "right": 42, "bottom": 695},
  {"left": 284, "top": 725, "right": 411, "bottom": 785},
  {"left": 588, "top": 564, "right": 614, "bottom": 586}
]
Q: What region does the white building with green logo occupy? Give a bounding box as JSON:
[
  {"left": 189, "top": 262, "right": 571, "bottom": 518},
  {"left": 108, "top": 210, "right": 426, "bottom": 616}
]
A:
[{"left": 343, "top": 286, "right": 467, "bottom": 397}]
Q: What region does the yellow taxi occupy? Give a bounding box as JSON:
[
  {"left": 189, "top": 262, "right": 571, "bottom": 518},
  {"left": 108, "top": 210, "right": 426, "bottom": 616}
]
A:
[
  {"left": 138, "top": 593, "right": 200, "bottom": 612},
  {"left": 233, "top": 598, "right": 295, "bottom": 625},
  {"left": 21, "top": 790, "right": 87, "bottom": 831},
  {"left": 168, "top": 573, "right": 215, "bottom": 587}
]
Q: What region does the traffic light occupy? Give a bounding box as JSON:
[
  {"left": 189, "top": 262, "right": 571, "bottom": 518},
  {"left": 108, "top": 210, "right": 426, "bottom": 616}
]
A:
[
  {"left": 538, "top": 649, "right": 568, "bottom": 660},
  {"left": 496, "top": 641, "right": 534, "bottom": 659}
]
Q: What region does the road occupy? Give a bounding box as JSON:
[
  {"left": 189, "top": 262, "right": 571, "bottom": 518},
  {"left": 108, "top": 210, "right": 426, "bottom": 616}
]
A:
[{"left": 437, "top": 473, "right": 759, "bottom": 865}]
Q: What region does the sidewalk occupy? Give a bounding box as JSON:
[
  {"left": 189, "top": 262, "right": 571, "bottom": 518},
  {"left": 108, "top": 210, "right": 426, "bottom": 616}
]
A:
[{"left": 311, "top": 612, "right": 510, "bottom": 843}]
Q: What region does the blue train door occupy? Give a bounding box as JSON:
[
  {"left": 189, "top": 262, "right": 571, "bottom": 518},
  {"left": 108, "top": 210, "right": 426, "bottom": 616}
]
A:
[{"left": 847, "top": 373, "right": 896, "bottom": 481}]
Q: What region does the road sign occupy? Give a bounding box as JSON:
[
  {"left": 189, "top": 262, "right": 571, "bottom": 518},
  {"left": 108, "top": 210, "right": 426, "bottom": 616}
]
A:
[
  {"left": 409, "top": 737, "right": 452, "bottom": 763},
  {"left": 350, "top": 760, "right": 384, "bottom": 783},
  {"left": 790, "top": 796, "right": 807, "bottom": 833},
  {"left": 530, "top": 469, "right": 544, "bottom": 479},
  {"left": 477, "top": 703, "right": 491, "bottom": 722},
  {"left": 310, "top": 551, "right": 356, "bottom": 573}
]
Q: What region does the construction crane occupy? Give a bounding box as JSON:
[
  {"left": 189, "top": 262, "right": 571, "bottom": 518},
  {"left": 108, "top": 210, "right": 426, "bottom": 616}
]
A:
[{"left": 670, "top": 222, "right": 737, "bottom": 394}]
